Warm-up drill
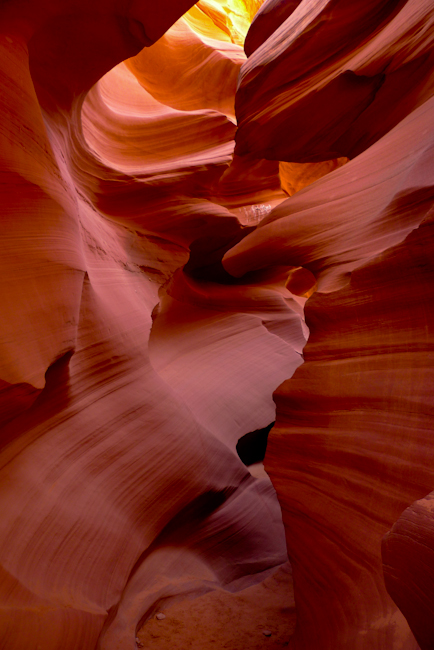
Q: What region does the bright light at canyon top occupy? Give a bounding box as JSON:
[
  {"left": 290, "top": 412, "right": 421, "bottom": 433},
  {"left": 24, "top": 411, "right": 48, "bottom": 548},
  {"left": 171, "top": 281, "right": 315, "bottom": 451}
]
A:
[{"left": 184, "top": 0, "right": 265, "bottom": 45}]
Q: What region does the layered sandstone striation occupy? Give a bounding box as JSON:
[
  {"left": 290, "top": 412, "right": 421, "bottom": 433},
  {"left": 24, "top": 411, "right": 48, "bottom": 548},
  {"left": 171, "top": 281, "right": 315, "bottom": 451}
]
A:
[
  {"left": 1, "top": 0, "right": 434, "bottom": 649},
  {"left": 223, "top": 0, "right": 434, "bottom": 648},
  {"left": 383, "top": 493, "right": 434, "bottom": 649},
  {"left": 236, "top": 0, "right": 434, "bottom": 162},
  {"left": 0, "top": 1, "right": 295, "bottom": 649}
]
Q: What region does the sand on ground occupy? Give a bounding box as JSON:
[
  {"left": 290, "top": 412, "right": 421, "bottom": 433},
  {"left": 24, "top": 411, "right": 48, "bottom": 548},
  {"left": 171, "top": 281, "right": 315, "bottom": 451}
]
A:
[{"left": 137, "top": 562, "right": 296, "bottom": 650}]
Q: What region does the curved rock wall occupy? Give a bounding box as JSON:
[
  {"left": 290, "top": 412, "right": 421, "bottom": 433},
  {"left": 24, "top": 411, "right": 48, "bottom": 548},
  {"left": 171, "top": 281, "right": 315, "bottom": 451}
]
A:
[
  {"left": 1, "top": 0, "right": 434, "bottom": 649},
  {"left": 383, "top": 492, "right": 434, "bottom": 650},
  {"left": 225, "top": 0, "right": 434, "bottom": 648},
  {"left": 0, "top": 2, "right": 292, "bottom": 649}
]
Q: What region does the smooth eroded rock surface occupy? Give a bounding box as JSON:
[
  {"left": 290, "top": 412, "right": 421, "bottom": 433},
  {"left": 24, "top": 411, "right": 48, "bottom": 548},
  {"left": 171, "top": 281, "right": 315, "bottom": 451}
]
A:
[{"left": 1, "top": 0, "right": 434, "bottom": 649}]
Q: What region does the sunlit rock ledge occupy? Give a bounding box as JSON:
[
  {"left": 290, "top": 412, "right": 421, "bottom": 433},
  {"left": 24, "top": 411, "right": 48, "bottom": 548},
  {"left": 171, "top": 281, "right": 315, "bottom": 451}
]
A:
[{"left": 0, "top": 0, "right": 433, "bottom": 649}]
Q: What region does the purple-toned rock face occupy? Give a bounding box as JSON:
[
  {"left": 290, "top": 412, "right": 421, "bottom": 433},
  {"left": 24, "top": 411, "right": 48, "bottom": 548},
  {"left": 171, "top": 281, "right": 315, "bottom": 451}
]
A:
[
  {"left": 1, "top": 1, "right": 434, "bottom": 649},
  {"left": 244, "top": 0, "right": 303, "bottom": 56}
]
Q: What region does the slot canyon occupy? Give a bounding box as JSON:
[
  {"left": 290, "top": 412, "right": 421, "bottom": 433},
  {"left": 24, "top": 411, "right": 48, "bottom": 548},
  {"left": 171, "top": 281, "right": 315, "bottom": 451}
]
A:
[{"left": 1, "top": 0, "right": 433, "bottom": 649}]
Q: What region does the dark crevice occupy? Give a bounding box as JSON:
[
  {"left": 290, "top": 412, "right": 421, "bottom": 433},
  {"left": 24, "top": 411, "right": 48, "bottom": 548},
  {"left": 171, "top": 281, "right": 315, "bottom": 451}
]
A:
[{"left": 236, "top": 422, "right": 275, "bottom": 466}]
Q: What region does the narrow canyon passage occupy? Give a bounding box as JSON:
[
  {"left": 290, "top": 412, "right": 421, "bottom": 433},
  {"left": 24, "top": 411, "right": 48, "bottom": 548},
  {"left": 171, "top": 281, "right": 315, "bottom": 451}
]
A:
[{"left": 1, "top": 1, "right": 434, "bottom": 650}]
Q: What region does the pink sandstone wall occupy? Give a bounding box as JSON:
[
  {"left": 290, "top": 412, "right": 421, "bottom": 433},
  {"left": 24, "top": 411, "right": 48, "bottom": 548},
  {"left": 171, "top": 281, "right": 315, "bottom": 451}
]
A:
[{"left": 1, "top": 0, "right": 433, "bottom": 648}]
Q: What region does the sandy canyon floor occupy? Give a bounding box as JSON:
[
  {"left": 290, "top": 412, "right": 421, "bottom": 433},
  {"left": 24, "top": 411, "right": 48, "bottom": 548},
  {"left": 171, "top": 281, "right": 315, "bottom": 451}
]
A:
[{"left": 137, "top": 563, "right": 295, "bottom": 650}]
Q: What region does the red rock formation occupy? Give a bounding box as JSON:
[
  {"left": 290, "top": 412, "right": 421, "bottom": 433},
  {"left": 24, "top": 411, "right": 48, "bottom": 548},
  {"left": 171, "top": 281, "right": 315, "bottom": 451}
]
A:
[
  {"left": 265, "top": 214, "right": 434, "bottom": 650},
  {"left": 236, "top": 0, "right": 434, "bottom": 162},
  {"left": 244, "top": 0, "right": 302, "bottom": 56},
  {"left": 221, "top": 1, "right": 434, "bottom": 648},
  {"left": 279, "top": 158, "right": 348, "bottom": 197},
  {"left": 126, "top": 16, "right": 244, "bottom": 118},
  {"left": 383, "top": 493, "right": 434, "bottom": 650},
  {"left": 0, "top": 2, "right": 296, "bottom": 650},
  {"left": 1, "top": 0, "right": 434, "bottom": 649}
]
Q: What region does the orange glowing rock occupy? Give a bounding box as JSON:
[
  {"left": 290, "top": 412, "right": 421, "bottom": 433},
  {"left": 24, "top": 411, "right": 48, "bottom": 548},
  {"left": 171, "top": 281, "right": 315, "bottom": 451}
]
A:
[
  {"left": 279, "top": 158, "right": 349, "bottom": 197},
  {"left": 194, "top": 0, "right": 265, "bottom": 46},
  {"left": 1, "top": 1, "right": 434, "bottom": 650},
  {"left": 126, "top": 16, "right": 245, "bottom": 119}
]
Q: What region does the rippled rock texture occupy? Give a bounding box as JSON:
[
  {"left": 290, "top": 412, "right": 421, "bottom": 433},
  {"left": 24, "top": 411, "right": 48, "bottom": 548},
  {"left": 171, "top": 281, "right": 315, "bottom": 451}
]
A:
[
  {"left": 0, "top": 2, "right": 294, "bottom": 649},
  {"left": 1, "top": 0, "right": 434, "bottom": 649},
  {"left": 229, "top": 1, "right": 434, "bottom": 649}
]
